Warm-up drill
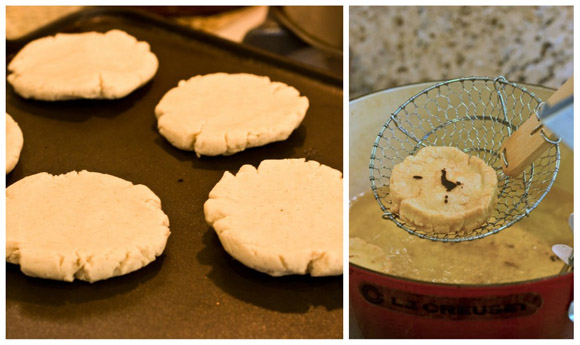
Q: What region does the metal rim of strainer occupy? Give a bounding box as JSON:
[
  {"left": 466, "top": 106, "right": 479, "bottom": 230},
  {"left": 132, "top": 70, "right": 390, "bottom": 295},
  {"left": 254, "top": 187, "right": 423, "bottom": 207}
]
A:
[{"left": 369, "top": 76, "right": 561, "bottom": 242}]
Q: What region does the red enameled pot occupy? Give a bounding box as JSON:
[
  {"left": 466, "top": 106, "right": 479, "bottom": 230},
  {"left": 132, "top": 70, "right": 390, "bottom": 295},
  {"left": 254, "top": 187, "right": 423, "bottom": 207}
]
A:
[
  {"left": 350, "top": 264, "right": 572, "bottom": 338},
  {"left": 349, "top": 82, "right": 574, "bottom": 338}
]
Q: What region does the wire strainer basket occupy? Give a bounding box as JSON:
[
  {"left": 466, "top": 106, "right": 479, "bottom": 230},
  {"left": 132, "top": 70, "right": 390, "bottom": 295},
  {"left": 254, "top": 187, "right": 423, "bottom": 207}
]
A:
[{"left": 369, "top": 76, "right": 560, "bottom": 242}]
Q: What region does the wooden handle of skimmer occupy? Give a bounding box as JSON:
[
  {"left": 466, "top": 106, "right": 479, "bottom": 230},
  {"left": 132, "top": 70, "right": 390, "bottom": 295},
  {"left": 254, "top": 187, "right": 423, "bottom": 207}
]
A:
[{"left": 500, "top": 76, "right": 573, "bottom": 177}]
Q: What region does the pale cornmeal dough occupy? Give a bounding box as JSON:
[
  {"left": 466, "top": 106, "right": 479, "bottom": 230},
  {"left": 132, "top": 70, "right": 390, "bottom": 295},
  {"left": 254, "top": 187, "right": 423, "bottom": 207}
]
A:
[
  {"left": 6, "top": 171, "right": 170, "bottom": 283},
  {"left": 155, "top": 73, "right": 309, "bottom": 157},
  {"left": 390, "top": 146, "right": 498, "bottom": 233},
  {"left": 204, "top": 159, "right": 342, "bottom": 276},
  {"left": 7, "top": 30, "right": 158, "bottom": 100},
  {"left": 6, "top": 113, "right": 23, "bottom": 174}
]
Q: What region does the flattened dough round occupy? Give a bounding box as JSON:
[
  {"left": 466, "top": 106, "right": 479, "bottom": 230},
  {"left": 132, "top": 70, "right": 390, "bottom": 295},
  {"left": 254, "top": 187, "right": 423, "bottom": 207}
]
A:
[
  {"left": 204, "top": 159, "right": 342, "bottom": 276},
  {"left": 155, "top": 73, "right": 309, "bottom": 156},
  {"left": 6, "top": 171, "right": 170, "bottom": 282},
  {"left": 6, "top": 113, "right": 23, "bottom": 174},
  {"left": 389, "top": 146, "right": 498, "bottom": 233},
  {"left": 7, "top": 30, "right": 158, "bottom": 100}
]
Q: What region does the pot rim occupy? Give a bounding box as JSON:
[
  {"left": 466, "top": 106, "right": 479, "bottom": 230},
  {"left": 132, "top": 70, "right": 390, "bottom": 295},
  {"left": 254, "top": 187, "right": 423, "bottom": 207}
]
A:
[
  {"left": 349, "top": 78, "right": 556, "bottom": 103},
  {"left": 349, "top": 78, "right": 571, "bottom": 289},
  {"left": 349, "top": 261, "right": 573, "bottom": 288}
]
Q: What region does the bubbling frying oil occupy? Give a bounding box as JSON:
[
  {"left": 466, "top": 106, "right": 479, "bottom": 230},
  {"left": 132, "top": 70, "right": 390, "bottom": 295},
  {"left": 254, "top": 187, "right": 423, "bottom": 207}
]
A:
[{"left": 349, "top": 188, "right": 573, "bottom": 284}]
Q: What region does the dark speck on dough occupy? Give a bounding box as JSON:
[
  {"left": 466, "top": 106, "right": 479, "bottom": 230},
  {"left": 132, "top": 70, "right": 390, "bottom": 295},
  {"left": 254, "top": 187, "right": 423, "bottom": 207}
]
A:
[
  {"left": 549, "top": 255, "right": 558, "bottom": 262},
  {"left": 413, "top": 175, "right": 423, "bottom": 179},
  {"left": 178, "top": 178, "right": 184, "bottom": 183},
  {"left": 441, "top": 169, "right": 460, "bottom": 192}
]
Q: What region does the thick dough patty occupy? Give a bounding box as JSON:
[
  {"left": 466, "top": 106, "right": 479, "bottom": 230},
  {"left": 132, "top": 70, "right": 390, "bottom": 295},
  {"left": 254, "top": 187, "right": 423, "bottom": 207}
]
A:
[
  {"left": 155, "top": 73, "right": 309, "bottom": 156},
  {"left": 204, "top": 159, "right": 342, "bottom": 276},
  {"left": 389, "top": 146, "right": 498, "bottom": 233},
  {"left": 7, "top": 30, "right": 158, "bottom": 100},
  {"left": 6, "top": 113, "right": 23, "bottom": 174},
  {"left": 6, "top": 171, "right": 170, "bottom": 282}
]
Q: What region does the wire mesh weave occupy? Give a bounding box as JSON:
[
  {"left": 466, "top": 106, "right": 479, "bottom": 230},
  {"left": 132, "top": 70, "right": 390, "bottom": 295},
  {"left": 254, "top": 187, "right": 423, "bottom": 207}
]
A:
[{"left": 369, "top": 76, "right": 560, "bottom": 242}]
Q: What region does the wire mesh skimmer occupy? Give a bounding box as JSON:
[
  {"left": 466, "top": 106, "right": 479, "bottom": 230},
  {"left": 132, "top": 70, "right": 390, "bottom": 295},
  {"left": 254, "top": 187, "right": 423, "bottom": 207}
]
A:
[{"left": 369, "top": 76, "right": 560, "bottom": 242}]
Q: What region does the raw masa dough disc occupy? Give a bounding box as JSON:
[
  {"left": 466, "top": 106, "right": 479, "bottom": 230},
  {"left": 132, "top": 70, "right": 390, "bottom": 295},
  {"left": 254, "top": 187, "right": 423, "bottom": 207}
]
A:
[
  {"left": 6, "top": 113, "right": 23, "bottom": 174},
  {"left": 155, "top": 73, "right": 309, "bottom": 156},
  {"left": 7, "top": 30, "right": 158, "bottom": 100},
  {"left": 204, "top": 159, "right": 342, "bottom": 276},
  {"left": 389, "top": 146, "right": 498, "bottom": 233},
  {"left": 6, "top": 170, "right": 170, "bottom": 282}
]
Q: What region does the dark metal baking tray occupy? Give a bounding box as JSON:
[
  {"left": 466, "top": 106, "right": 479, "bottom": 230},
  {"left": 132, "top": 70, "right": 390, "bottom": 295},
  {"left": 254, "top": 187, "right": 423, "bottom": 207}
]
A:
[{"left": 5, "top": 8, "right": 342, "bottom": 339}]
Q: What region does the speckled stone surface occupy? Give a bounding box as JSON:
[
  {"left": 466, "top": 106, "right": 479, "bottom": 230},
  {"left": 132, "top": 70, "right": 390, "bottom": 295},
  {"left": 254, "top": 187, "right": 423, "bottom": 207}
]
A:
[{"left": 350, "top": 6, "right": 573, "bottom": 99}]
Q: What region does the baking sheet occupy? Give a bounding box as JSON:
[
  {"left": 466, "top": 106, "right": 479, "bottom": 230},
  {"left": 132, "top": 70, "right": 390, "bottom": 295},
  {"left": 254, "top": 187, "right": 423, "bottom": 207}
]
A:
[{"left": 5, "top": 8, "right": 343, "bottom": 339}]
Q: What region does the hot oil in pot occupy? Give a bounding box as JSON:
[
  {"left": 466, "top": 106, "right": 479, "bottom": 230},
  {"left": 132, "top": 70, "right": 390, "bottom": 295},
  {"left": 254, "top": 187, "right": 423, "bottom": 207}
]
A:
[{"left": 349, "top": 188, "right": 573, "bottom": 284}]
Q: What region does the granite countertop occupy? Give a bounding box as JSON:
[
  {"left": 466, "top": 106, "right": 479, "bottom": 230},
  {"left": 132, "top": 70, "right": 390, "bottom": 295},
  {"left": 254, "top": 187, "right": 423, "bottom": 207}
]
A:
[{"left": 349, "top": 6, "right": 573, "bottom": 98}]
